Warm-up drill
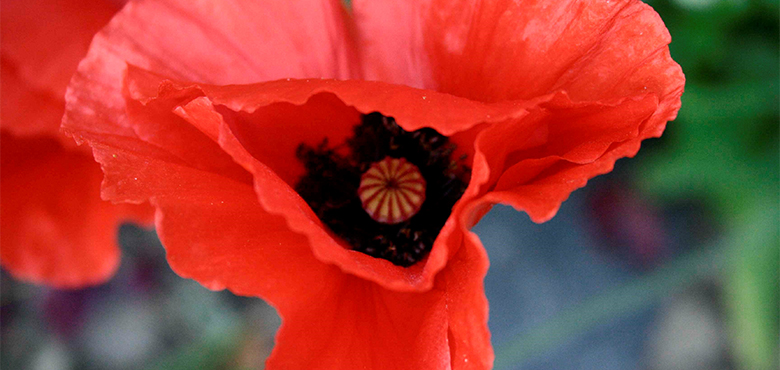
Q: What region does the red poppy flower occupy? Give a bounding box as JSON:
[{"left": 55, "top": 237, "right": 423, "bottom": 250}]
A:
[
  {"left": 0, "top": 0, "right": 152, "bottom": 288},
  {"left": 61, "top": 0, "right": 683, "bottom": 368}
]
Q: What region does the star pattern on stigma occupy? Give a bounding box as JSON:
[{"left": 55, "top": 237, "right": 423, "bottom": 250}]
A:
[
  {"left": 295, "top": 113, "right": 469, "bottom": 267},
  {"left": 358, "top": 157, "right": 426, "bottom": 225}
]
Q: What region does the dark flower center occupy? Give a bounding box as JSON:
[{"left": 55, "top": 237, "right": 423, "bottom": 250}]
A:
[{"left": 295, "top": 113, "right": 469, "bottom": 267}]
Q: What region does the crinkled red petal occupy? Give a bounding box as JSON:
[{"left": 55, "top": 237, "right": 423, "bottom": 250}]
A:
[
  {"left": 0, "top": 133, "right": 150, "bottom": 287},
  {"left": 86, "top": 131, "right": 457, "bottom": 367},
  {"left": 440, "top": 220, "right": 493, "bottom": 370},
  {"left": 65, "top": 67, "right": 499, "bottom": 370},
  {"left": 0, "top": 0, "right": 118, "bottom": 142},
  {"left": 353, "top": 0, "right": 684, "bottom": 104},
  {"left": 268, "top": 274, "right": 450, "bottom": 369},
  {"left": 353, "top": 0, "right": 683, "bottom": 229},
  {"left": 0, "top": 0, "right": 120, "bottom": 102},
  {"left": 473, "top": 93, "right": 662, "bottom": 222},
  {"left": 106, "top": 68, "right": 537, "bottom": 292},
  {"left": 0, "top": 0, "right": 156, "bottom": 287},
  {"left": 63, "top": 0, "right": 356, "bottom": 154},
  {"left": 86, "top": 129, "right": 449, "bottom": 368}
]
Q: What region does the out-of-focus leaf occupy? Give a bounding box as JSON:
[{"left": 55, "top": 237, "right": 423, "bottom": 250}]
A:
[
  {"left": 638, "top": 0, "right": 779, "bottom": 214},
  {"left": 635, "top": 1, "right": 779, "bottom": 368},
  {"left": 724, "top": 201, "right": 779, "bottom": 370},
  {"left": 143, "top": 330, "right": 240, "bottom": 370},
  {"left": 640, "top": 82, "right": 778, "bottom": 213}
]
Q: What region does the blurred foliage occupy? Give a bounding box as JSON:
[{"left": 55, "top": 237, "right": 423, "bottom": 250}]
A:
[
  {"left": 640, "top": 0, "right": 779, "bottom": 368},
  {"left": 642, "top": 0, "right": 778, "bottom": 212}
]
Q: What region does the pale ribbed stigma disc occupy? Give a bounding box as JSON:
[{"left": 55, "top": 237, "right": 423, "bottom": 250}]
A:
[{"left": 358, "top": 157, "right": 426, "bottom": 224}]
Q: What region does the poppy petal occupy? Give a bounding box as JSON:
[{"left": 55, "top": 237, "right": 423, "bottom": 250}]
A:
[
  {"left": 176, "top": 93, "right": 450, "bottom": 293},
  {"left": 354, "top": 0, "right": 683, "bottom": 102},
  {"left": 440, "top": 222, "right": 493, "bottom": 370},
  {"left": 353, "top": 0, "right": 683, "bottom": 226},
  {"left": 90, "top": 67, "right": 542, "bottom": 292},
  {"left": 0, "top": 0, "right": 120, "bottom": 104},
  {"left": 123, "top": 69, "right": 255, "bottom": 185},
  {"left": 0, "top": 133, "right": 148, "bottom": 287},
  {"left": 0, "top": 61, "right": 67, "bottom": 138},
  {"left": 472, "top": 93, "right": 661, "bottom": 222},
  {"left": 99, "top": 137, "right": 456, "bottom": 369},
  {"left": 351, "top": 0, "right": 434, "bottom": 89},
  {"left": 63, "top": 0, "right": 356, "bottom": 155},
  {"left": 69, "top": 88, "right": 456, "bottom": 369},
  {"left": 0, "top": 0, "right": 119, "bottom": 140},
  {"left": 71, "top": 111, "right": 337, "bottom": 296},
  {"left": 0, "top": 0, "right": 156, "bottom": 287},
  {"left": 268, "top": 275, "right": 450, "bottom": 369}
]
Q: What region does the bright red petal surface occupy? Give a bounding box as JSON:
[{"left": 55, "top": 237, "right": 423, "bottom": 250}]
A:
[
  {"left": 64, "top": 0, "right": 355, "bottom": 149},
  {"left": 354, "top": 0, "right": 683, "bottom": 225},
  {"left": 66, "top": 63, "right": 495, "bottom": 369},
  {"left": 97, "top": 134, "right": 480, "bottom": 369},
  {"left": 472, "top": 93, "right": 660, "bottom": 222},
  {"left": 1, "top": 60, "right": 69, "bottom": 138},
  {"left": 351, "top": 0, "right": 434, "bottom": 88},
  {"left": 439, "top": 224, "right": 493, "bottom": 370},
  {"left": 354, "top": 0, "right": 683, "bottom": 102},
  {"left": 268, "top": 276, "right": 450, "bottom": 369},
  {"left": 428, "top": 0, "right": 682, "bottom": 102},
  {"left": 0, "top": 133, "right": 149, "bottom": 288},
  {"left": 1, "top": 0, "right": 119, "bottom": 139},
  {"left": 97, "top": 67, "right": 538, "bottom": 293},
  {"left": 83, "top": 129, "right": 446, "bottom": 368},
  {"left": 0, "top": 0, "right": 120, "bottom": 105},
  {"left": 0, "top": 0, "right": 157, "bottom": 287}
]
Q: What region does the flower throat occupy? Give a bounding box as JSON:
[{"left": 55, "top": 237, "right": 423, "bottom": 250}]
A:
[{"left": 295, "top": 113, "right": 469, "bottom": 267}]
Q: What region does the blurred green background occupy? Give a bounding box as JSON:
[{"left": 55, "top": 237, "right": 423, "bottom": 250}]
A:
[
  {"left": 639, "top": 0, "right": 778, "bottom": 368},
  {"left": 1, "top": 0, "right": 778, "bottom": 369}
]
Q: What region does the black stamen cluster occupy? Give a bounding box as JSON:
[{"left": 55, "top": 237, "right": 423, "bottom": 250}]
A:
[{"left": 295, "top": 113, "right": 469, "bottom": 267}]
